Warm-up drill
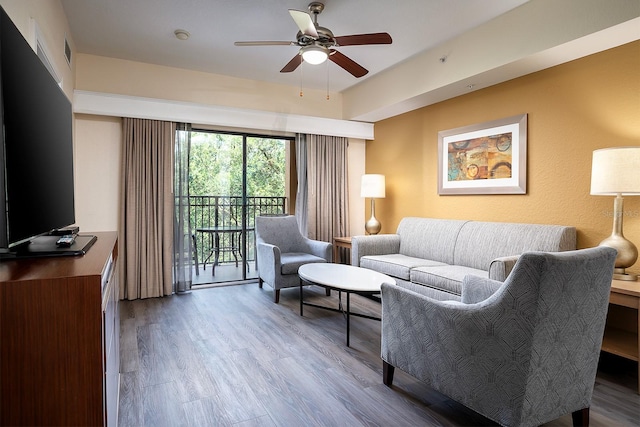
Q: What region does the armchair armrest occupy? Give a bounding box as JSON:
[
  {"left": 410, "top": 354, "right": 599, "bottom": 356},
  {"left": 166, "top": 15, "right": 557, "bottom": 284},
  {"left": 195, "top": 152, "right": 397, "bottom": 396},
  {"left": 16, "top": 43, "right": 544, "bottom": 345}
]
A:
[
  {"left": 302, "top": 238, "right": 333, "bottom": 262},
  {"left": 256, "top": 241, "right": 280, "bottom": 283},
  {"left": 460, "top": 275, "right": 505, "bottom": 304},
  {"left": 488, "top": 255, "right": 520, "bottom": 281},
  {"left": 351, "top": 234, "right": 401, "bottom": 266}
]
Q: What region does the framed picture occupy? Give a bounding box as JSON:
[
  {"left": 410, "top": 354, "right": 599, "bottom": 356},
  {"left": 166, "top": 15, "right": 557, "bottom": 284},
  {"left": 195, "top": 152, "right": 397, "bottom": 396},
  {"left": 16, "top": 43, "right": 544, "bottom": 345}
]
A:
[{"left": 437, "top": 114, "right": 527, "bottom": 195}]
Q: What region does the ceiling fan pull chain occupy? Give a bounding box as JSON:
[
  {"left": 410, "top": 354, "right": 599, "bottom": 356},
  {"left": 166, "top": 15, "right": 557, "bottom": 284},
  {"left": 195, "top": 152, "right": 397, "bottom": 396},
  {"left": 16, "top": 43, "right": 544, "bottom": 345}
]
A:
[
  {"left": 299, "top": 63, "right": 304, "bottom": 97},
  {"left": 326, "top": 60, "right": 330, "bottom": 100}
]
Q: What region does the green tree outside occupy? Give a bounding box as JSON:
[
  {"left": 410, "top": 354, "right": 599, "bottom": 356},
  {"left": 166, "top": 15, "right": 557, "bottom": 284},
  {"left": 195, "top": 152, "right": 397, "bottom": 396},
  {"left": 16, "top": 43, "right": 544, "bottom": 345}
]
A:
[{"left": 189, "top": 132, "right": 286, "bottom": 197}]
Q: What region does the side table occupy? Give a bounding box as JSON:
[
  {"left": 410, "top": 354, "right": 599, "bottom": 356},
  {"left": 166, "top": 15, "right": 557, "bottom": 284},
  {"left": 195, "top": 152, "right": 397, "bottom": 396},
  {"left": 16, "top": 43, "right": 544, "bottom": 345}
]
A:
[
  {"left": 603, "top": 279, "right": 639, "bottom": 393},
  {"left": 333, "top": 236, "right": 352, "bottom": 264}
]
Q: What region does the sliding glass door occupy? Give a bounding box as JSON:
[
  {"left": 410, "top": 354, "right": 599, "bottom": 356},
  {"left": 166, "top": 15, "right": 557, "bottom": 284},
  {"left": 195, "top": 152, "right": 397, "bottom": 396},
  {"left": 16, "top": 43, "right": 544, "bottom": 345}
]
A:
[{"left": 189, "top": 130, "right": 290, "bottom": 285}]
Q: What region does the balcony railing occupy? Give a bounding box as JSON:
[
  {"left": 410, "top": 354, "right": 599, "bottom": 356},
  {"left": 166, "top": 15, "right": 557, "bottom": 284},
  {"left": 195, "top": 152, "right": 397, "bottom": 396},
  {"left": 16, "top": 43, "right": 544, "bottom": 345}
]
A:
[{"left": 189, "top": 195, "right": 286, "bottom": 268}]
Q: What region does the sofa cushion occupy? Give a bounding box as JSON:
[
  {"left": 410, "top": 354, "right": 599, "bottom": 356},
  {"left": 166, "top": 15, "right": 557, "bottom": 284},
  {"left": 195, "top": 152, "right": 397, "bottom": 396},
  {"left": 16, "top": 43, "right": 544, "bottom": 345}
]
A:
[
  {"left": 411, "top": 265, "right": 488, "bottom": 295},
  {"left": 360, "top": 254, "right": 447, "bottom": 281},
  {"left": 393, "top": 278, "right": 461, "bottom": 301},
  {"left": 280, "top": 252, "right": 327, "bottom": 275},
  {"left": 453, "top": 221, "right": 576, "bottom": 271},
  {"left": 396, "top": 217, "right": 468, "bottom": 264}
]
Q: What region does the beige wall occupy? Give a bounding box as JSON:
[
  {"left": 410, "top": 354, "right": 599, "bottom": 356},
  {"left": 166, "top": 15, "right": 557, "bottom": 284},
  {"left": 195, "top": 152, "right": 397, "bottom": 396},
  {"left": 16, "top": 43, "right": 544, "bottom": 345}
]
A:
[
  {"left": 367, "top": 41, "right": 640, "bottom": 266},
  {"left": 74, "top": 115, "right": 122, "bottom": 232},
  {"left": 75, "top": 54, "right": 344, "bottom": 120},
  {"left": 348, "top": 140, "right": 366, "bottom": 235}
]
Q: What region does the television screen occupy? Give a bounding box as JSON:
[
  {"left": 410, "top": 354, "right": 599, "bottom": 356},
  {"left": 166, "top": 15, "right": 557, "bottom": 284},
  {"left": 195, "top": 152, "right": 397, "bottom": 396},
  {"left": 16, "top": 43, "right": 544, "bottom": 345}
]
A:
[{"left": 0, "top": 7, "right": 75, "bottom": 251}]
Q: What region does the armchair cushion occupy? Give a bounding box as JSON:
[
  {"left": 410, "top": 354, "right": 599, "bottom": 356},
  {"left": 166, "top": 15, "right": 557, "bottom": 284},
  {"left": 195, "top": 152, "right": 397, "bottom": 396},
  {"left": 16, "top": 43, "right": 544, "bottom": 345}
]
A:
[{"left": 280, "top": 253, "right": 327, "bottom": 275}]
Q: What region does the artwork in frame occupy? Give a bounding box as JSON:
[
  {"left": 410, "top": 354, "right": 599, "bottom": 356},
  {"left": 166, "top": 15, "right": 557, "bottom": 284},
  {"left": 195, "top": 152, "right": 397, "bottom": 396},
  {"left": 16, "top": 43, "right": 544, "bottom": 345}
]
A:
[{"left": 437, "top": 114, "right": 527, "bottom": 195}]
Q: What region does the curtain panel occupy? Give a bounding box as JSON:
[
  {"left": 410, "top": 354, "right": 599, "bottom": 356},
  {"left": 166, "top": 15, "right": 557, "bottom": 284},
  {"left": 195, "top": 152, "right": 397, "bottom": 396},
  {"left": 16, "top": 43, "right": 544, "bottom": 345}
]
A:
[
  {"left": 296, "top": 134, "right": 349, "bottom": 244},
  {"left": 295, "top": 134, "right": 309, "bottom": 235},
  {"left": 173, "top": 124, "right": 193, "bottom": 293},
  {"left": 119, "top": 118, "right": 174, "bottom": 299}
]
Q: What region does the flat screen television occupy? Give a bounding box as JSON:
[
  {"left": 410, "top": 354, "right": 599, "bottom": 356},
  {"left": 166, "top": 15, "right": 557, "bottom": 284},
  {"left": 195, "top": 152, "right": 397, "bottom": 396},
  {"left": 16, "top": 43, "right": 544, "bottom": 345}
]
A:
[{"left": 0, "top": 6, "right": 78, "bottom": 257}]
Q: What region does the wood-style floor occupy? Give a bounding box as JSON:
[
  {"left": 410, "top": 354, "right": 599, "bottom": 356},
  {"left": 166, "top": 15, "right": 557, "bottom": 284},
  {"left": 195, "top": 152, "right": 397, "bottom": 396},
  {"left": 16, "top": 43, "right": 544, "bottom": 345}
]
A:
[{"left": 118, "top": 283, "right": 640, "bottom": 427}]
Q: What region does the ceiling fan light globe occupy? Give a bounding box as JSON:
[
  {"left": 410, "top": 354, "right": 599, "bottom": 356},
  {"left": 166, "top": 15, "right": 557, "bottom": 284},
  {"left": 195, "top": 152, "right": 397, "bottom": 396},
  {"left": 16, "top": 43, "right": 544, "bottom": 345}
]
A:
[{"left": 301, "top": 45, "right": 329, "bottom": 64}]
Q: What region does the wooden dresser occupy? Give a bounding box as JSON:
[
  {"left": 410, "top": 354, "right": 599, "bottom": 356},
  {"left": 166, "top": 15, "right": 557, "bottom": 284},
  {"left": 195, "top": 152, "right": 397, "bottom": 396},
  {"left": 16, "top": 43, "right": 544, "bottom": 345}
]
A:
[{"left": 0, "top": 232, "right": 119, "bottom": 426}]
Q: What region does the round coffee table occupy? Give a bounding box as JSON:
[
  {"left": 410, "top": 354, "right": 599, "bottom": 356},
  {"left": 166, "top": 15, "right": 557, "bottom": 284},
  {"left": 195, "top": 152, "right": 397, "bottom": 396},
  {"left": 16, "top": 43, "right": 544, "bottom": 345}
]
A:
[{"left": 298, "top": 263, "right": 396, "bottom": 346}]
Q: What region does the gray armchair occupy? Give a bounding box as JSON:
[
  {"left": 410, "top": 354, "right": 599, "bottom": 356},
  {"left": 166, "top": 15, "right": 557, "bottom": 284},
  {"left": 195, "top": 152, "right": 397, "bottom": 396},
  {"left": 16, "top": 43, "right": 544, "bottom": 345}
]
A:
[
  {"left": 255, "top": 215, "right": 332, "bottom": 303},
  {"left": 381, "top": 246, "right": 617, "bottom": 427}
]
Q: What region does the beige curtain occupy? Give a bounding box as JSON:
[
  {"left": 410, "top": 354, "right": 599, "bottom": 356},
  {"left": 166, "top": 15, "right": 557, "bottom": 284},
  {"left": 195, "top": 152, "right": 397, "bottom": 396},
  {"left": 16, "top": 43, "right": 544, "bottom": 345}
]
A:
[
  {"left": 119, "top": 118, "right": 174, "bottom": 299},
  {"left": 297, "top": 134, "right": 349, "bottom": 243}
]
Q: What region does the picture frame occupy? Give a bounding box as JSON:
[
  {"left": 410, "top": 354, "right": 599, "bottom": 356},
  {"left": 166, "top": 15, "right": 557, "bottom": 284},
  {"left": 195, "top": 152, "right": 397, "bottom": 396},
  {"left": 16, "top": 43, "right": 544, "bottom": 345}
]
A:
[{"left": 437, "top": 114, "right": 527, "bottom": 195}]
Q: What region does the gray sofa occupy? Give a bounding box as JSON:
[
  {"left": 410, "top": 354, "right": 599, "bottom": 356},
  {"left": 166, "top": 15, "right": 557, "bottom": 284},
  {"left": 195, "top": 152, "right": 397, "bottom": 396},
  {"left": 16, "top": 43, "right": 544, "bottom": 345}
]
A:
[{"left": 351, "top": 217, "right": 576, "bottom": 301}]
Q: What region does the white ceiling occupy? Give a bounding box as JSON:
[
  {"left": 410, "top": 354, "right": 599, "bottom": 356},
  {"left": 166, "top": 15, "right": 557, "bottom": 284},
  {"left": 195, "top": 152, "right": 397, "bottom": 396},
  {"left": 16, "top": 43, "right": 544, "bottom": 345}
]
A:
[{"left": 60, "top": 0, "right": 530, "bottom": 93}]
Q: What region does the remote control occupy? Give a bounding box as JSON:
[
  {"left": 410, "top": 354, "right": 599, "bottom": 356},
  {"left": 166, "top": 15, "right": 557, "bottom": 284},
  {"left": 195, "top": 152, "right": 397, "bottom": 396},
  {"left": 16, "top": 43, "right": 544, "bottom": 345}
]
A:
[{"left": 56, "top": 234, "right": 76, "bottom": 247}]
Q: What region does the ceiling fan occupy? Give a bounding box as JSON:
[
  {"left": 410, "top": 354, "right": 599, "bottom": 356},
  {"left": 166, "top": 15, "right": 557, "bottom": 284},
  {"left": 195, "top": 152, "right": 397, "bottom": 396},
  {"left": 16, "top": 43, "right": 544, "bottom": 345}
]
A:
[{"left": 234, "top": 2, "right": 392, "bottom": 78}]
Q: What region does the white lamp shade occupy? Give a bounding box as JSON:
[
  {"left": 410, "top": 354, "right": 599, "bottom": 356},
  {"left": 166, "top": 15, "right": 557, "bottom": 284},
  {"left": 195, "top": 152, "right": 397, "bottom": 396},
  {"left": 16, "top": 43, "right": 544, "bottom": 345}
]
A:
[
  {"left": 361, "top": 174, "right": 386, "bottom": 198},
  {"left": 591, "top": 147, "right": 640, "bottom": 195}
]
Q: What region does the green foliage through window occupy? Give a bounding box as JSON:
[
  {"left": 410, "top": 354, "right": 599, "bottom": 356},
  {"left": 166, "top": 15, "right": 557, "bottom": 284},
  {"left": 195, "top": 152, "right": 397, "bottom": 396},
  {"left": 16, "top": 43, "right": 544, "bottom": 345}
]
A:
[{"left": 189, "top": 132, "right": 286, "bottom": 197}]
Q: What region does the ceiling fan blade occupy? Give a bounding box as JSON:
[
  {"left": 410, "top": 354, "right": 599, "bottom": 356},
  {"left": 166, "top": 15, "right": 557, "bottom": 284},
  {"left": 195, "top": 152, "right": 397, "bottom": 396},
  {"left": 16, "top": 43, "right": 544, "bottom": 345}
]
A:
[
  {"left": 280, "top": 54, "right": 302, "bottom": 73},
  {"left": 289, "top": 9, "right": 318, "bottom": 38},
  {"left": 234, "top": 41, "right": 296, "bottom": 46},
  {"left": 334, "top": 32, "right": 392, "bottom": 46},
  {"left": 329, "top": 50, "right": 368, "bottom": 78}
]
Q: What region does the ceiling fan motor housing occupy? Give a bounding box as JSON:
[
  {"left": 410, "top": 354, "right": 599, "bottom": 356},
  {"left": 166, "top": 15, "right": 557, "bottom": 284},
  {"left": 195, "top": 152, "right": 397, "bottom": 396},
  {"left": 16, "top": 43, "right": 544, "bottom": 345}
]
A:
[{"left": 296, "top": 26, "right": 335, "bottom": 48}]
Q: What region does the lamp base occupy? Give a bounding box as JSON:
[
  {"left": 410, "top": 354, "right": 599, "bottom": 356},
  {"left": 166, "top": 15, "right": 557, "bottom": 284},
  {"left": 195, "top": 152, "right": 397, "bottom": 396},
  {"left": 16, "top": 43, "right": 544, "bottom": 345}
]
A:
[
  {"left": 613, "top": 268, "right": 638, "bottom": 281},
  {"left": 598, "top": 195, "right": 639, "bottom": 282},
  {"left": 364, "top": 198, "right": 381, "bottom": 235},
  {"left": 365, "top": 217, "right": 381, "bottom": 235}
]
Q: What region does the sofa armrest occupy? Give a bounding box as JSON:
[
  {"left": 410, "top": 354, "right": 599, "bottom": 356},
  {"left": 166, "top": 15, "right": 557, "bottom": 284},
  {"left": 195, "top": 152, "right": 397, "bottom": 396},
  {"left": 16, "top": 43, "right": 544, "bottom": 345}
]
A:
[
  {"left": 351, "top": 234, "right": 401, "bottom": 266},
  {"left": 488, "top": 255, "right": 520, "bottom": 281},
  {"left": 460, "top": 275, "right": 505, "bottom": 304}
]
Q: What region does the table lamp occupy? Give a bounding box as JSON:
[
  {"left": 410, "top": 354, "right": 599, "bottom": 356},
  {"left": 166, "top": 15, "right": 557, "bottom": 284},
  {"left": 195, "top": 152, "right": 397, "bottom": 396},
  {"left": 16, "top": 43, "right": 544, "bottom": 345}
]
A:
[
  {"left": 590, "top": 147, "right": 640, "bottom": 281},
  {"left": 361, "top": 174, "right": 385, "bottom": 235}
]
